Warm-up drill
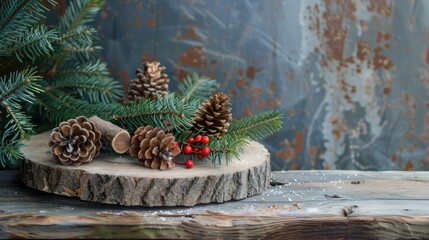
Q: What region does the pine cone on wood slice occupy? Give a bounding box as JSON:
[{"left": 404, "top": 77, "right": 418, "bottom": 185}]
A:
[
  {"left": 192, "top": 92, "right": 232, "bottom": 137},
  {"left": 129, "top": 126, "right": 180, "bottom": 170},
  {"left": 126, "top": 61, "right": 169, "bottom": 101},
  {"left": 49, "top": 116, "right": 101, "bottom": 166}
]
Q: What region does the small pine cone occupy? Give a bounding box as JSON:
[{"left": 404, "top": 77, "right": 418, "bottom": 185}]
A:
[
  {"left": 192, "top": 92, "right": 232, "bottom": 137},
  {"left": 127, "top": 61, "right": 169, "bottom": 101},
  {"left": 49, "top": 116, "right": 101, "bottom": 166},
  {"left": 129, "top": 126, "right": 180, "bottom": 170}
]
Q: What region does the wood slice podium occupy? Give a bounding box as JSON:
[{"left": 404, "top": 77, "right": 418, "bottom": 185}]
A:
[{"left": 20, "top": 132, "right": 271, "bottom": 207}]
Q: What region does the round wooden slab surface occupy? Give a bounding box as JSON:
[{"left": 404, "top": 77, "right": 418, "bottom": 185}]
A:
[{"left": 21, "top": 132, "right": 271, "bottom": 206}]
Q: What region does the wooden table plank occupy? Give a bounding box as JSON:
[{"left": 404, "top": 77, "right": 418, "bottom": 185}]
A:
[{"left": 1, "top": 170, "right": 429, "bottom": 239}]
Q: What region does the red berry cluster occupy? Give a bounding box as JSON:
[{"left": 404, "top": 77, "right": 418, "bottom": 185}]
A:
[
  {"left": 183, "top": 136, "right": 210, "bottom": 157},
  {"left": 181, "top": 135, "right": 211, "bottom": 169}
]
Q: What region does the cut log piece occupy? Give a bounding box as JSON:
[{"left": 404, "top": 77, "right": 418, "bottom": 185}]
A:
[
  {"left": 21, "top": 131, "right": 270, "bottom": 207},
  {"left": 88, "top": 116, "right": 130, "bottom": 154}
]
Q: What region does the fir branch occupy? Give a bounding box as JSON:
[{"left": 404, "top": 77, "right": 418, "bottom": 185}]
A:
[
  {"left": 0, "top": 0, "right": 56, "bottom": 42},
  {"left": 177, "top": 73, "right": 217, "bottom": 101},
  {"left": 0, "top": 78, "right": 29, "bottom": 104},
  {"left": 53, "top": 25, "right": 96, "bottom": 46},
  {"left": 113, "top": 97, "right": 197, "bottom": 132},
  {"left": 59, "top": 0, "right": 104, "bottom": 33},
  {"left": 0, "top": 128, "right": 24, "bottom": 168},
  {"left": 48, "top": 0, "right": 103, "bottom": 73},
  {"left": 3, "top": 105, "right": 34, "bottom": 140},
  {"left": 36, "top": 89, "right": 116, "bottom": 124},
  {"left": 56, "top": 60, "right": 109, "bottom": 77},
  {"left": 0, "top": 68, "right": 43, "bottom": 107},
  {"left": 4, "top": 25, "right": 58, "bottom": 62},
  {"left": 207, "top": 134, "right": 250, "bottom": 165},
  {"left": 228, "top": 111, "right": 283, "bottom": 140},
  {"left": 61, "top": 43, "right": 101, "bottom": 61},
  {"left": 0, "top": 67, "right": 42, "bottom": 168},
  {"left": 0, "top": 0, "right": 29, "bottom": 32},
  {"left": 0, "top": 143, "right": 23, "bottom": 168},
  {"left": 49, "top": 74, "right": 122, "bottom": 103},
  {"left": 202, "top": 111, "right": 283, "bottom": 165}
]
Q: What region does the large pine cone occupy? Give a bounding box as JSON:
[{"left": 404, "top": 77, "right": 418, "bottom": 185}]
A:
[
  {"left": 192, "top": 92, "right": 232, "bottom": 137},
  {"left": 49, "top": 116, "right": 101, "bottom": 166},
  {"left": 130, "top": 126, "right": 180, "bottom": 170},
  {"left": 126, "top": 61, "right": 169, "bottom": 101}
]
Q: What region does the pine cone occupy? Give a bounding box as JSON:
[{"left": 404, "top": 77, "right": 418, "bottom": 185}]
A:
[
  {"left": 49, "top": 116, "right": 101, "bottom": 166},
  {"left": 126, "top": 61, "right": 169, "bottom": 101},
  {"left": 129, "top": 126, "right": 180, "bottom": 170},
  {"left": 192, "top": 92, "right": 232, "bottom": 137}
]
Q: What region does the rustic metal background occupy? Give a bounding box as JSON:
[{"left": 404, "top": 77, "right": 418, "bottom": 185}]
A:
[{"left": 55, "top": 0, "right": 429, "bottom": 170}]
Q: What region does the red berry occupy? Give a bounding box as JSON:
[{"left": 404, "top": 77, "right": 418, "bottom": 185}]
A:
[
  {"left": 185, "top": 160, "right": 194, "bottom": 168},
  {"left": 173, "top": 141, "right": 179, "bottom": 148},
  {"left": 201, "top": 136, "right": 210, "bottom": 144},
  {"left": 187, "top": 137, "right": 194, "bottom": 144},
  {"left": 194, "top": 135, "right": 202, "bottom": 142},
  {"left": 193, "top": 147, "right": 199, "bottom": 152},
  {"left": 183, "top": 145, "right": 192, "bottom": 154},
  {"left": 197, "top": 154, "right": 205, "bottom": 159},
  {"left": 201, "top": 147, "right": 210, "bottom": 156}
]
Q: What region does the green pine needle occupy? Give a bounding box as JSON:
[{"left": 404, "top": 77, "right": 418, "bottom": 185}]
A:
[
  {"left": 61, "top": 43, "right": 102, "bottom": 61},
  {"left": 228, "top": 111, "right": 283, "bottom": 141},
  {"left": 202, "top": 111, "right": 283, "bottom": 164},
  {"left": 176, "top": 73, "right": 217, "bottom": 101},
  {"left": 56, "top": 60, "right": 109, "bottom": 77},
  {"left": 4, "top": 25, "right": 58, "bottom": 62},
  {"left": 55, "top": 25, "right": 96, "bottom": 46},
  {"left": 207, "top": 134, "right": 251, "bottom": 165},
  {"left": 0, "top": 68, "right": 41, "bottom": 141},
  {"left": 36, "top": 89, "right": 117, "bottom": 125},
  {"left": 3, "top": 106, "right": 35, "bottom": 141},
  {"left": 50, "top": 73, "right": 122, "bottom": 103},
  {"left": 113, "top": 97, "right": 197, "bottom": 133},
  {"left": 0, "top": 0, "right": 56, "bottom": 44},
  {"left": 0, "top": 68, "right": 43, "bottom": 107},
  {"left": 0, "top": 128, "right": 24, "bottom": 168},
  {"left": 59, "top": 0, "right": 104, "bottom": 33}
]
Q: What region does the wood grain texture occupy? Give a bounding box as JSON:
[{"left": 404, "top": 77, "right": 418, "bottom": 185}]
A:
[
  {"left": 1, "top": 170, "right": 429, "bottom": 239},
  {"left": 1, "top": 211, "right": 428, "bottom": 239},
  {"left": 20, "top": 132, "right": 271, "bottom": 207}
]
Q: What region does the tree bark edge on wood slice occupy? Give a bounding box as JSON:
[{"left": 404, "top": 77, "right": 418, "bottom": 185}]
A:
[{"left": 20, "top": 131, "right": 271, "bottom": 207}]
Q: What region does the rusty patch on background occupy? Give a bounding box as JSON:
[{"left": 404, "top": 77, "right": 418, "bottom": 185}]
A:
[
  {"left": 246, "top": 66, "right": 260, "bottom": 79},
  {"left": 368, "top": 0, "right": 394, "bottom": 17},
  {"left": 175, "top": 47, "right": 208, "bottom": 80},
  {"left": 185, "top": 26, "right": 202, "bottom": 40},
  {"left": 276, "top": 139, "right": 294, "bottom": 161},
  {"left": 120, "top": 69, "right": 129, "bottom": 91},
  {"left": 146, "top": 17, "right": 156, "bottom": 28},
  {"left": 293, "top": 131, "right": 305, "bottom": 154},
  {"left": 322, "top": 10, "right": 347, "bottom": 62},
  {"left": 178, "top": 47, "right": 207, "bottom": 69}
]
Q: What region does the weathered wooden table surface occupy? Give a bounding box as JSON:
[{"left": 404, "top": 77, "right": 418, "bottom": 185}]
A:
[{"left": 1, "top": 170, "right": 428, "bottom": 239}]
